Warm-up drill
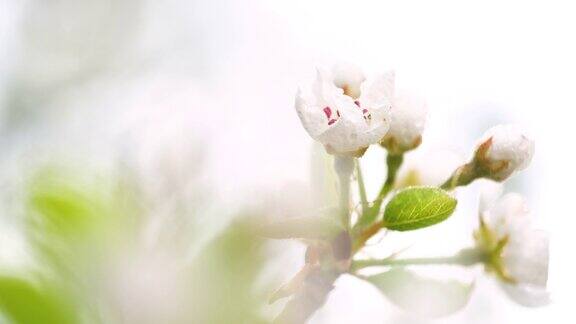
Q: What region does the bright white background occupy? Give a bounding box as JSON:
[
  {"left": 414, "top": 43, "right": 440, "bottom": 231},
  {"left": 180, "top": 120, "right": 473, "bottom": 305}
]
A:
[{"left": 1, "top": 0, "right": 575, "bottom": 323}]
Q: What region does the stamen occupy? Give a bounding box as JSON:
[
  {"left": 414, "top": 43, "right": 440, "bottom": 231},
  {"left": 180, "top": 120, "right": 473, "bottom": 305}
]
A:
[
  {"left": 323, "top": 107, "right": 332, "bottom": 119},
  {"left": 323, "top": 106, "right": 340, "bottom": 126},
  {"left": 354, "top": 100, "right": 371, "bottom": 121}
]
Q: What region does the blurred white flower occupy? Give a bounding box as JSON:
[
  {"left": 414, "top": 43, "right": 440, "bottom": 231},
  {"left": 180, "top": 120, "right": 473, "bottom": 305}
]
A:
[
  {"left": 475, "top": 185, "right": 549, "bottom": 307},
  {"left": 473, "top": 124, "right": 534, "bottom": 181},
  {"left": 295, "top": 66, "right": 394, "bottom": 157},
  {"left": 381, "top": 91, "right": 427, "bottom": 154}
]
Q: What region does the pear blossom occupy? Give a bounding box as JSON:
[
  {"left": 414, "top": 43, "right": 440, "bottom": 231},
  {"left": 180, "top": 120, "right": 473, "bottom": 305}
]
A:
[
  {"left": 295, "top": 66, "right": 394, "bottom": 157},
  {"left": 473, "top": 124, "right": 534, "bottom": 181},
  {"left": 475, "top": 185, "right": 549, "bottom": 307},
  {"left": 381, "top": 91, "right": 427, "bottom": 154}
]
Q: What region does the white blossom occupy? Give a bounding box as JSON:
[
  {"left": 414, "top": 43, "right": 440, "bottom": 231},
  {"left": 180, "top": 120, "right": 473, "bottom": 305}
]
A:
[
  {"left": 381, "top": 91, "right": 427, "bottom": 154},
  {"left": 295, "top": 66, "right": 394, "bottom": 156},
  {"left": 475, "top": 185, "right": 549, "bottom": 307},
  {"left": 473, "top": 124, "right": 534, "bottom": 181}
]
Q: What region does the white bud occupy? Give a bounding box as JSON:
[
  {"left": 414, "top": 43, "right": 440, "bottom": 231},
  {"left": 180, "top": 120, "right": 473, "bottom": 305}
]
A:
[
  {"left": 381, "top": 91, "right": 427, "bottom": 154},
  {"left": 474, "top": 124, "right": 534, "bottom": 181},
  {"left": 331, "top": 63, "right": 365, "bottom": 99}
]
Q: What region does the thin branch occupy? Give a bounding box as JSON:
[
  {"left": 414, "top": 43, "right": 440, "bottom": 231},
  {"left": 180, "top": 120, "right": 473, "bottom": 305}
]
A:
[
  {"left": 351, "top": 247, "right": 485, "bottom": 272},
  {"left": 354, "top": 154, "right": 403, "bottom": 230}
]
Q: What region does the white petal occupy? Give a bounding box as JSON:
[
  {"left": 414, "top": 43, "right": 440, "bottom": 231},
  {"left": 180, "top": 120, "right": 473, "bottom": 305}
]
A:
[
  {"left": 295, "top": 88, "right": 330, "bottom": 138},
  {"left": 316, "top": 98, "right": 371, "bottom": 153},
  {"left": 482, "top": 192, "right": 530, "bottom": 239},
  {"left": 358, "top": 71, "right": 395, "bottom": 118},
  {"left": 478, "top": 180, "right": 504, "bottom": 213},
  {"left": 500, "top": 282, "right": 550, "bottom": 307},
  {"left": 503, "top": 229, "right": 549, "bottom": 287},
  {"left": 313, "top": 68, "right": 341, "bottom": 108},
  {"left": 331, "top": 62, "right": 365, "bottom": 99},
  {"left": 357, "top": 116, "right": 390, "bottom": 146}
]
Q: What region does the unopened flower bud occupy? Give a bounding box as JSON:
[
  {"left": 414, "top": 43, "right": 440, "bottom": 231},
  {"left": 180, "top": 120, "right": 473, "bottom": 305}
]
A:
[
  {"left": 473, "top": 124, "right": 534, "bottom": 181},
  {"left": 441, "top": 124, "right": 534, "bottom": 189},
  {"left": 381, "top": 91, "right": 427, "bottom": 155}
]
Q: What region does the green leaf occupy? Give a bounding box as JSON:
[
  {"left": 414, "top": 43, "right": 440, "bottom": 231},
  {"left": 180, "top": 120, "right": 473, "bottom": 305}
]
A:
[
  {"left": 0, "top": 276, "right": 78, "bottom": 324},
  {"left": 366, "top": 268, "right": 474, "bottom": 317},
  {"left": 383, "top": 187, "right": 457, "bottom": 231}
]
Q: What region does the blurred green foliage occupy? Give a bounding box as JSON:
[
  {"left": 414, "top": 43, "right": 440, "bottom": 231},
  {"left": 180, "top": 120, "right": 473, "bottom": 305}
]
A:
[
  {"left": 0, "top": 166, "right": 142, "bottom": 324},
  {"left": 0, "top": 165, "right": 272, "bottom": 324},
  {"left": 0, "top": 277, "right": 78, "bottom": 324}
]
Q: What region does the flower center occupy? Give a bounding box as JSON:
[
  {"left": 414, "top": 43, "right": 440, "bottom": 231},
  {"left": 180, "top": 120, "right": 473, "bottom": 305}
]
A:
[{"left": 323, "top": 106, "right": 340, "bottom": 126}]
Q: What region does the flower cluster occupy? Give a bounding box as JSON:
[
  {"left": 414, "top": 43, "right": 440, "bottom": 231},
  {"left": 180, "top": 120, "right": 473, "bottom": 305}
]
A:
[
  {"left": 295, "top": 63, "right": 429, "bottom": 157},
  {"left": 268, "top": 63, "right": 548, "bottom": 322}
]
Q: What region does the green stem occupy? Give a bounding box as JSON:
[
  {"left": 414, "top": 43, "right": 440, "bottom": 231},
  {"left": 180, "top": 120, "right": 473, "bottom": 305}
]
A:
[
  {"left": 351, "top": 247, "right": 485, "bottom": 272},
  {"left": 334, "top": 156, "right": 354, "bottom": 228},
  {"left": 352, "top": 219, "right": 385, "bottom": 253},
  {"left": 339, "top": 175, "right": 351, "bottom": 228},
  {"left": 440, "top": 162, "right": 479, "bottom": 190},
  {"left": 372, "top": 153, "right": 404, "bottom": 213},
  {"left": 355, "top": 154, "right": 403, "bottom": 230},
  {"left": 356, "top": 161, "right": 368, "bottom": 213}
]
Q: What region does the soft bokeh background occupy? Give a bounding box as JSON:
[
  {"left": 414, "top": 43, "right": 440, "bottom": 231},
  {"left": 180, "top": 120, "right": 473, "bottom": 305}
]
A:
[{"left": 0, "top": 0, "right": 574, "bottom": 323}]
